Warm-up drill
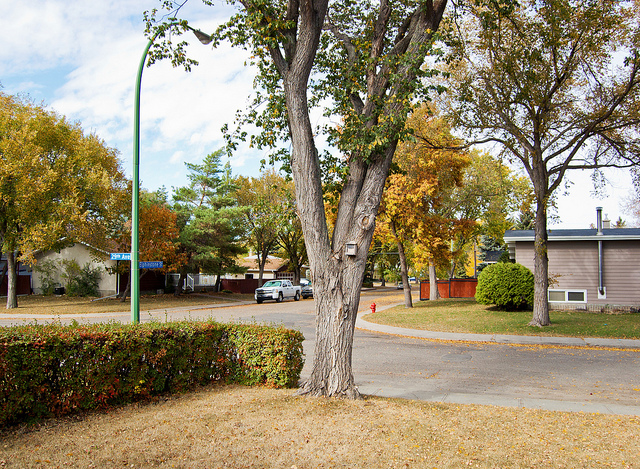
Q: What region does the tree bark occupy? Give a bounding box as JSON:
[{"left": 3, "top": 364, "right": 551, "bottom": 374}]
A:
[
  {"left": 529, "top": 198, "right": 550, "bottom": 326},
  {"left": 120, "top": 266, "right": 132, "bottom": 302},
  {"left": 257, "top": 249, "right": 269, "bottom": 286},
  {"left": 428, "top": 260, "right": 440, "bottom": 300},
  {"left": 6, "top": 251, "right": 18, "bottom": 309},
  {"left": 390, "top": 219, "right": 412, "bottom": 307}
]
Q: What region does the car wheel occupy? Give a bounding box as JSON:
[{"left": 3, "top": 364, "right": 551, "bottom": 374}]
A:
[
  {"left": 256, "top": 299, "right": 263, "bottom": 304},
  {"left": 276, "top": 292, "right": 283, "bottom": 303},
  {"left": 294, "top": 291, "right": 300, "bottom": 301},
  {"left": 302, "top": 295, "right": 308, "bottom": 299}
]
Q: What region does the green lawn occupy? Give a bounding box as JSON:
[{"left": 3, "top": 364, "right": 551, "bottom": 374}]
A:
[{"left": 364, "top": 298, "right": 640, "bottom": 340}]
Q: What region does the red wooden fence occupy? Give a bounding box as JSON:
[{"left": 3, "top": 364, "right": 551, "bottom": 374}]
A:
[
  {"left": 221, "top": 279, "right": 259, "bottom": 294},
  {"left": 420, "top": 278, "right": 477, "bottom": 300},
  {"left": 0, "top": 275, "right": 32, "bottom": 296}
]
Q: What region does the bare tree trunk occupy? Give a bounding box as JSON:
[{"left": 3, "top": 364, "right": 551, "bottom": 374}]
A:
[
  {"left": 428, "top": 260, "right": 440, "bottom": 300},
  {"left": 6, "top": 251, "right": 18, "bottom": 309},
  {"left": 298, "top": 255, "right": 367, "bottom": 399},
  {"left": 120, "top": 267, "right": 132, "bottom": 302},
  {"left": 257, "top": 252, "right": 267, "bottom": 286},
  {"left": 390, "top": 219, "right": 412, "bottom": 308},
  {"left": 530, "top": 198, "right": 550, "bottom": 326}
]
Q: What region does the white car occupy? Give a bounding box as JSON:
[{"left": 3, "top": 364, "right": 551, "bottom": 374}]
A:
[{"left": 255, "top": 279, "right": 301, "bottom": 304}]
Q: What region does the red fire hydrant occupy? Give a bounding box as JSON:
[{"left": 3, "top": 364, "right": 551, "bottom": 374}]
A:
[{"left": 370, "top": 303, "right": 376, "bottom": 314}]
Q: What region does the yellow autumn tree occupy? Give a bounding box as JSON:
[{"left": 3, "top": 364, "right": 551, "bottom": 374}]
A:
[
  {"left": 0, "top": 92, "right": 127, "bottom": 308},
  {"left": 380, "top": 105, "right": 475, "bottom": 302}
]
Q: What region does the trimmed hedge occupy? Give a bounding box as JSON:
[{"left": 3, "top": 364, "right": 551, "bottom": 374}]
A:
[
  {"left": 0, "top": 321, "right": 304, "bottom": 427},
  {"left": 475, "top": 262, "right": 534, "bottom": 309}
]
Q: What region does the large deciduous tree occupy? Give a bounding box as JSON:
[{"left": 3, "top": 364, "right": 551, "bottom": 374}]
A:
[
  {"left": 147, "top": 0, "right": 448, "bottom": 398},
  {"left": 381, "top": 105, "right": 474, "bottom": 302},
  {"left": 116, "top": 190, "right": 186, "bottom": 301},
  {"left": 0, "top": 92, "right": 127, "bottom": 309},
  {"left": 234, "top": 169, "right": 283, "bottom": 284},
  {"left": 442, "top": 0, "right": 640, "bottom": 326},
  {"left": 275, "top": 180, "right": 308, "bottom": 285}
]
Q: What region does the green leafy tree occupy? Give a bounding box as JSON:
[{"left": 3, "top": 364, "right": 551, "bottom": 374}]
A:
[
  {"left": 172, "top": 150, "right": 246, "bottom": 294},
  {"left": 275, "top": 180, "right": 308, "bottom": 285},
  {"left": 234, "top": 169, "right": 283, "bottom": 284},
  {"left": 146, "top": 0, "right": 449, "bottom": 398},
  {"left": 442, "top": 0, "right": 640, "bottom": 326},
  {"left": 0, "top": 92, "right": 127, "bottom": 308}
]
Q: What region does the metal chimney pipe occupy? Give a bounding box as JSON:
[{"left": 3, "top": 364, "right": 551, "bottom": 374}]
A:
[
  {"left": 596, "top": 207, "right": 605, "bottom": 296},
  {"left": 596, "top": 207, "right": 603, "bottom": 235}
]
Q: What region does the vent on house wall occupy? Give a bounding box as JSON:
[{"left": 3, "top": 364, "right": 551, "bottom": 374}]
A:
[{"left": 548, "top": 289, "right": 587, "bottom": 303}]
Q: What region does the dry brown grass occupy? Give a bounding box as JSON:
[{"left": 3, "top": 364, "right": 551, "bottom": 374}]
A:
[
  {"left": 5, "top": 293, "right": 254, "bottom": 315},
  {"left": 1, "top": 385, "right": 638, "bottom": 468}
]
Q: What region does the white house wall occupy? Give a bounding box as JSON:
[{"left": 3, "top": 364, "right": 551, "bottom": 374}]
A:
[{"left": 32, "top": 244, "right": 117, "bottom": 296}]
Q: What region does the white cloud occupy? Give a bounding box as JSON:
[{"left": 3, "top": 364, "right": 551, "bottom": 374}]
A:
[
  {"left": 2, "top": 0, "right": 636, "bottom": 220},
  {"left": 169, "top": 150, "right": 186, "bottom": 165}
]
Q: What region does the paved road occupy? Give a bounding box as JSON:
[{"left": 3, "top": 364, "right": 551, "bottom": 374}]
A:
[{"left": 2, "top": 289, "right": 639, "bottom": 415}]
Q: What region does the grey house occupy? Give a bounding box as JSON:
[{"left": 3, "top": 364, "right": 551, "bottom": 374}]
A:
[{"left": 504, "top": 209, "right": 640, "bottom": 310}]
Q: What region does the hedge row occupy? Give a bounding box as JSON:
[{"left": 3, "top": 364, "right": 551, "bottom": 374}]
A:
[{"left": 0, "top": 321, "right": 304, "bottom": 427}]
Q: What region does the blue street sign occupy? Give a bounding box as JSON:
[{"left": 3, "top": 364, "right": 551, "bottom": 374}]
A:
[
  {"left": 110, "top": 253, "right": 131, "bottom": 261},
  {"left": 110, "top": 254, "right": 162, "bottom": 269}
]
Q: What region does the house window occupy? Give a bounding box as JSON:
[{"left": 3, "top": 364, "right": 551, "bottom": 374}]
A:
[{"left": 548, "top": 289, "right": 587, "bottom": 303}]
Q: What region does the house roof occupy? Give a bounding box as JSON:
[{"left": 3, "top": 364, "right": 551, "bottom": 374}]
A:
[
  {"left": 238, "top": 256, "right": 289, "bottom": 272},
  {"left": 504, "top": 228, "right": 640, "bottom": 242}
]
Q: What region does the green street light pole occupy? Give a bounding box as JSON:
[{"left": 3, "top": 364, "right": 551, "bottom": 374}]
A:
[{"left": 132, "top": 23, "right": 212, "bottom": 324}]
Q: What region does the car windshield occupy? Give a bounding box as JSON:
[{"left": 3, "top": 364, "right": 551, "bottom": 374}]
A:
[{"left": 262, "top": 281, "right": 281, "bottom": 287}]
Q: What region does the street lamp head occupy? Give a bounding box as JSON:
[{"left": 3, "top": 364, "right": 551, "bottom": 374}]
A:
[{"left": 187, "top": 26, "right": 213, "bottom": 45}]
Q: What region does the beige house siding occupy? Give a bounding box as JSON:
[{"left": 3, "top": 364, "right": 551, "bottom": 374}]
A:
[
  {"left": 514, "top": 240, "right": 640, "bottom": 307},
  {"left": 33, "top": 243, "right": 118, "bottom": 296}
]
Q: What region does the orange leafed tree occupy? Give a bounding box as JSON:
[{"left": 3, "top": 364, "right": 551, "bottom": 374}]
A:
[{"left": 116, "top": 192, "right": 186, "bottom": 300}]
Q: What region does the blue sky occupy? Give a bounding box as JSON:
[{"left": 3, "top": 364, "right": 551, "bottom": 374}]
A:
[
  {"left": 1, "top": 0, "right": 636, "bottom": 228},
  {"left": 1, "top": 0, "right": 264, "bottom": 189}
]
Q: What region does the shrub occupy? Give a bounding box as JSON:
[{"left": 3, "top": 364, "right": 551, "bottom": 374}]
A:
[
  {"left": 475, "top": 262, "right": 534, "bottom": 309},
  {"left": 67, "top": 263, "right": 102, "bottom": 297},
  {"left": 0, "top": 321, "right": 304, "bottom": 427},
  {"left": 32, "top": 260, "right": 59, "bottom": 295}
]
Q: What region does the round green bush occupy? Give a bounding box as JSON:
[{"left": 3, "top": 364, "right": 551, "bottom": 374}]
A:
[{"left": 475, "top": 262, "right": 534, "bottom": 309}]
